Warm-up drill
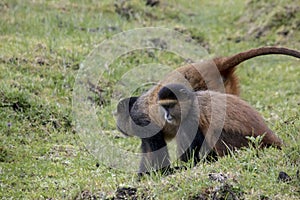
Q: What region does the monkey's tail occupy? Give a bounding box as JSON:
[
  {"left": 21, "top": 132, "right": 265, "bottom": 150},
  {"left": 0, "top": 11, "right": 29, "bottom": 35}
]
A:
[{"left": 214, "top": 46, "right": 300, "bottom": 71}]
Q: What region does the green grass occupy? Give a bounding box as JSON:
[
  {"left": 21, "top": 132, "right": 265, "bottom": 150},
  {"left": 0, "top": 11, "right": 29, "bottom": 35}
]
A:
[{"left": 0, "top": 0, "right": 299, "bottom": 199}]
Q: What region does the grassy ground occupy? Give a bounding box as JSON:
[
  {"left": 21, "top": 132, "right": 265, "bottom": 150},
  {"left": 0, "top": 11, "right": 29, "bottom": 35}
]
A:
[{"left": 0, "top": 0, "right": 299, "bottom": 199}]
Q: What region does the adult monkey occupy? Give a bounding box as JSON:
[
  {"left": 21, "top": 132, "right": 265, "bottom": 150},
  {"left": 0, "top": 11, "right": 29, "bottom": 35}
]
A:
[
  {"left": 116, "top": 46, "right": 300, "bottom": 175},
  {"left": 157, "top": 83, "right": 283, "bottom": 166}
]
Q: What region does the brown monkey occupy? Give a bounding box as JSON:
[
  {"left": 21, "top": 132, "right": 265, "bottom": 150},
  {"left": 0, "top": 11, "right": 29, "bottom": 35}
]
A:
[
  {"left": 157, "top": 83, "right": 282, "bottom": 165},
  {"left": 116, "top": 46, "right": 299, "bottom": 174}
]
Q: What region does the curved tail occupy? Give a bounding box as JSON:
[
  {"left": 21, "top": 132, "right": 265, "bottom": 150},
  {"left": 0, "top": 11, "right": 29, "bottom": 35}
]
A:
[{"left": 214, "top": 46, "right": 300, "bottom": 71}]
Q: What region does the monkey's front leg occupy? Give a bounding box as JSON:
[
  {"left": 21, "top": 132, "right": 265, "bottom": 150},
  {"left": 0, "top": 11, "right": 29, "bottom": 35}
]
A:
[
  {"left": 176, "top": 128, "right": 204, "bottom": 166},
  {"left": 138, "top": 130, "right": 171, "bottom": 176}
]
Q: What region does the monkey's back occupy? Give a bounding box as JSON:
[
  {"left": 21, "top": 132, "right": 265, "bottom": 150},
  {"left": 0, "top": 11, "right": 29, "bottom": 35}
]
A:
[{"left": 196, "top": 91, "right": 283, "bottom": 155}]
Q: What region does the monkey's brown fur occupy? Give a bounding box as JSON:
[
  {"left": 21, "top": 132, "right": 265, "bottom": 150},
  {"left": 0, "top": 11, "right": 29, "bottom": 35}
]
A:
[
  {"left": 206, "top": 92, "right": 283, "bottom": 155},
  {"left": 157, "top": 84, "right": 283, "bottom": 157}
]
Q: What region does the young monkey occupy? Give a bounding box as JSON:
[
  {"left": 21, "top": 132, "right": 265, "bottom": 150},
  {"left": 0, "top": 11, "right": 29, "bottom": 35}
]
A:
[{"left": 157, "top": 83, "right": 283, "bottom": 165}]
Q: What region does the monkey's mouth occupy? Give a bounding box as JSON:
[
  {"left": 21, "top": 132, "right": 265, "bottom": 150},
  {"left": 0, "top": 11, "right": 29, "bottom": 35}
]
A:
[
  {"left": 166, "top": 118, "right": 173, "bottom": 123},
  {"left": 165, "top": 113, "right": 177, "bottom": 125}
]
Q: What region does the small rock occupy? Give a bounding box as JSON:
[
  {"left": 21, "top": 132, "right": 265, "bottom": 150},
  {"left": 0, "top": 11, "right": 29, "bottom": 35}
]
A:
[
  {"left": 114, "top": 187, "right": 137, "bottom": 200},
  {"left": 277, "top": 171, "right": 292, "bottom": 182},
  {"left": 208, "top": 173, "right": 228, "bottom": 183},
  {"left": 145, "top": 0, "right": 159, "bottom": 7}
]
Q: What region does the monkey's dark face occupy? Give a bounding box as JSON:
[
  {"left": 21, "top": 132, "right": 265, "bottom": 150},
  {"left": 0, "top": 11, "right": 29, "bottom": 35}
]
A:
[
  {"left": 159, "top": 99, "right": 181, "bottom": 125},
  {"left": 157, "top": 84, "right": 194, "bottom": 126}
]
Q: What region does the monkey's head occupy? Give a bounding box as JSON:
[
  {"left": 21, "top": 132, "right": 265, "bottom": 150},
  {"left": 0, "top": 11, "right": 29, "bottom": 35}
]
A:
[
  {"left": 157, "top": 84, "right": 194, "bottom": 126},
  {"left": 116, "top": 96, "right": 139, "bottom": 136},
  {"left": 117, "top": 96, "right": 158, "bottom": 138}
]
